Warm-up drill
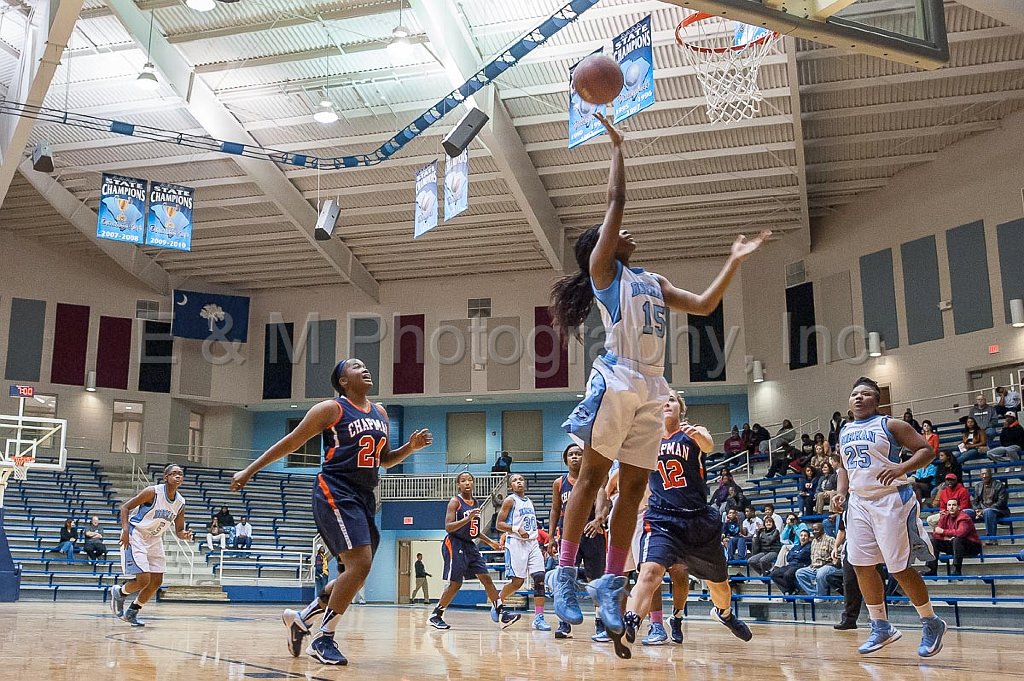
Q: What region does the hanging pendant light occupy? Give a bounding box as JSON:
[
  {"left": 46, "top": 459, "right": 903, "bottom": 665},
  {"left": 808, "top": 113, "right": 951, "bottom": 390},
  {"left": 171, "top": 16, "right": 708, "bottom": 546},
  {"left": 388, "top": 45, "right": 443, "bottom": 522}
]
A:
[{"left": 137, "top": 11, "right": 160, "bottom": 90}]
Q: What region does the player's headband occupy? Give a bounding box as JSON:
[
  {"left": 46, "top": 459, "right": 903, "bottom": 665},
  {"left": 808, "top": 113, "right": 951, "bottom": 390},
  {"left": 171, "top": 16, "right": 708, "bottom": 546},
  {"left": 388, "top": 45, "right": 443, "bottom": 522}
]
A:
[
  {"left": 331, "top": 359, "right": 350, "bottom": 394},
  {"left": 852, "top": 376, "right": 880, "bottom": 397}
]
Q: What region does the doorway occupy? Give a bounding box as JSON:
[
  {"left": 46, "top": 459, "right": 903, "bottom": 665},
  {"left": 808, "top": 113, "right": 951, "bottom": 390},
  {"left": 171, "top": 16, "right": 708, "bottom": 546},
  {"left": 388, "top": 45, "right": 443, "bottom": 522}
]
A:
[
  {"left": 397, "top": 541, "right": 411, "bottom": 605},
  {"left": 878, "top": 384, "right": 892, "bottom": 416}
]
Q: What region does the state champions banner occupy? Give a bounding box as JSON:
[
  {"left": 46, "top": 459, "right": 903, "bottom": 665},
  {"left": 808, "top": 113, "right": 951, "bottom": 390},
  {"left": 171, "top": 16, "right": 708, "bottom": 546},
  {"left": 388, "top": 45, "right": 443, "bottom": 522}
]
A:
[
  {"left": 444, "top": 148, "right": 469, "bottom": 222},
  {"left": 146, "top": 181, "right": 194, "bottom": 251},
  {"left": 612, "top": 16, "right": 655, "bottom": 124},
  {"left": 97, "top": 173, "right": 147, "bottom": 244},
  {"left": 414, "top": 160, "right": 438, "bottom": 238}
]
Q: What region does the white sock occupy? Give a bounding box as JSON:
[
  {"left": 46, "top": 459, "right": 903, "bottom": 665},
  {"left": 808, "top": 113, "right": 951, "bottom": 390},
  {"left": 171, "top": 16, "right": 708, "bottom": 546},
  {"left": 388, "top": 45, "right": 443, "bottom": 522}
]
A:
[
  {"left": 866, "top": 603, "right": 887, "bottom": 621},
  {"left": 914, "top": 601, "right": 935, "bottom": 619}
]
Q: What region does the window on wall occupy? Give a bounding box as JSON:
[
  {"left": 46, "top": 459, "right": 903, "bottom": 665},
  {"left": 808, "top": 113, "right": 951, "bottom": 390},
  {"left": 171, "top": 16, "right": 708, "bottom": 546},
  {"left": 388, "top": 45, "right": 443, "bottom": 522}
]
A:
[
  {"left": 286, "top": 418, "right": 323, "bottom": 467},
  {"left": 22, "top": 394, "right": 58, "bottom": 450},
  {"left": 468, "top": 298, "right": 491, "bottom": 319},
  {"left": 447, "top": 412, "right": 487, "bottom": 465},
  {"left": 187, "top": 412, "right": 204, "bottom": 461},
  {"left": 501, "top": 410, "right": 543, "bottom": 462},
  {"left": 135, "top": 299, "right": 161, "bottom": 320},
  {"left": 111, "top": 401, "right": 144, "bottom": 454}
]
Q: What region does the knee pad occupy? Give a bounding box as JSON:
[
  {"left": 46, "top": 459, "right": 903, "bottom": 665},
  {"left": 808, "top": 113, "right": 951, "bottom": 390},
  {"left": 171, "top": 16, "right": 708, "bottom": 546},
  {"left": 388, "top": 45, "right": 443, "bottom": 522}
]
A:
[{"left": 533, "top": 573, "right": 545, "bottom": 596}]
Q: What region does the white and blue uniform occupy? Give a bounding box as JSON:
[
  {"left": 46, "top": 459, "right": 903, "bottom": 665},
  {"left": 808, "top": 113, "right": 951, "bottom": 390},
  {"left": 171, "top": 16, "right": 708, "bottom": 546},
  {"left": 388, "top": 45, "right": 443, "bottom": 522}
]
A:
[
  {"left": 563, "top": 261, "right": 671, "bottom": 469},
  {"left": 123, "top": 484, "right": 186, "bottom": 575},
  {"left": 503, "top": 494, "right": 545, "bottom": 578},
  {"left": 839, "top": 415, "right": 933, "bottom": 569}
]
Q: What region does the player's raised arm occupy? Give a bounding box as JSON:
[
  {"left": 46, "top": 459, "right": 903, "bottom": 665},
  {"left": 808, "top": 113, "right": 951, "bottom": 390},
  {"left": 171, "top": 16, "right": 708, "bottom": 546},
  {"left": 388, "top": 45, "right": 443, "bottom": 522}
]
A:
[
  {"left": 589, "top": 112, "right": 627, "bottom": 289},
  {"left": 655, "top": 230, "right": 771, "bottom": 316},
  {"left": 231, "top": 400, "right": 340, "bottom": 491}
]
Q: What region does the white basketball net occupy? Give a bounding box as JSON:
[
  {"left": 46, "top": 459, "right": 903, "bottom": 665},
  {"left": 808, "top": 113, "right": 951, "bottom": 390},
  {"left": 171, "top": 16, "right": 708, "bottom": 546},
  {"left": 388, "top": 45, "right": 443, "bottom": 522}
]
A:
[
  {"left": 13, "top": 456, "right": 33, "bottom": 480},
  {"left": 676, "top": 13, "right": 781, "bottom": 124}
]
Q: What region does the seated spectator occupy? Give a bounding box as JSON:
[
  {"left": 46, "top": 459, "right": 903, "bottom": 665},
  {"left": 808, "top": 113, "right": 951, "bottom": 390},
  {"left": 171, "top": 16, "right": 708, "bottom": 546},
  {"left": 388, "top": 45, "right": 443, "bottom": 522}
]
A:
[
  {"left": 751, "top": 423, "right": 772, "bottom": 459},
  {"left": 902, "top": 409, "right": 922, "bottom": 433},
  {"left": 54, "top": 518, "right": 77, "bottom": 562},
  {"left": 780, "top": 513, "right": 809, "bottom": 545},
  {"left": 798, "top": 466, "right": 819, "bottom": 517},
  {"left": 767, "top": 443, "right": 799, "bottom": 478},
  {"left": 82, "top": 515, "right": 107, "bottom": 560},
  {"left": 720, "top": 485, "right": 747, "bottom": 519},
  {"left": 723, "top": 426, "right": 745, "bottom": 459},
  {"left": 815, "top": 461, "right": 839, "bottom": 514},
  {"left": 491, "top": 451, "right": 513, "bottom": 473},
  {"left": 771, "top": 529, "right": 812, "bottom": 594},
  {"left": 827, "top": 411, "right": 846, "bottom": 451},
  {"left": 925, "top": 498, "right": 982, "bottom": 576},
  {"left": 987, "top": 411, "right": 1024, "bottom": 462},
  {"left": 747, "top": 516, "right": 782, "bottom": 575},
  {"left": 206, "top": 517, "right": 228, "bottom": 552},
  {"left": 741, "top": 506, "right": 763, "bottom": 545},
  {"left": 922, "top": 420, "right": 939, "bottom": 455},
  {"left": 971, "top": 393, "right": 999, "bottom": 443},
  {"left": 956, "top": 416, "right": 987, "bottom": 465},
  {"left": 822, "top": 512, "right": 840, "bottom": 538},
  {"left": 973, "top": 468, "right": 1009, "bottom": 545},
  {"left": 215, "top": 505, "right": 235, "bottom": 528},
  {"left": 996, "top": 385, "right": 1021, "bottom": 416},
  {"left": 799, "top": 433, "right": 815, "bottom": 459},
  {"left": 761, "top": 503, "right": 784, "bottom": 532},
  {"left": 927, "top": 474, "right": 974, "bottom": 527},
  {"left": 722, "top": 509, "right": 747, "bottom": 561},
  {"left": 740, "top": 423, "right": 754, "bottom": 452},
  {"left": 796, "top": 523, "right": 841, "bottom": 597},
  {"left": 234, "top": 517, "right": 254, "bottom": 550},
  {"left": 709, "top": 470, "right": 736, "bottom": 506},
  {"left": 933, "top": 450, "right": 961, "bottom": 489},
  {"left": 809, "top": 433, "right": 830, "bottom": 472},
  {"left": 912, "top": 454, "right": 937, "bottom": 502}
]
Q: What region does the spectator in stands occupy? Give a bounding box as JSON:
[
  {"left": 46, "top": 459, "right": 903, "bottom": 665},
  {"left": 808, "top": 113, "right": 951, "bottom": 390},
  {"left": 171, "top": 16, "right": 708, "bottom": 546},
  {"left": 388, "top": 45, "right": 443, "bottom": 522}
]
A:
[
  {"left": 491, "top": 451, "right": 513, "bottom": 473},
  {"left": 780, "top": 513, "right": 809, "bottom": 545},
  {"left": 956, "top": 416, "right": 988, "bottom": 465},
  {"left": 751, "top": 423, "right": 771, "bottom": 458},
  {"left": 55, "top": 518, "right": 77, "bottom": 562},
  {"left": 205, "top": 517, "right": 227, "bottom": 552},
  {"left": 971, "top": 393, "right": 999, "bottom": 443},
  {"left": 761, "top": 503, "right": 784, "bottom": 532},
  {"left": 996, "top": 386, "right": 1021, "bottom": 416},
  {"left": 796, "top": 523, "right": 840, "bottom": 598},
  {"left": 903, "top": 409, "right": 922, "bottom": 433},
  {"left": 775, "top": 419, "right": 797, "bottom": 451},
  {"left": 82, "top": 515, "right": 107, "bottom": 560},
  {"left": 720, "top": 485, "right": 747, "bottom": 519},
  {"left": 832, "top": 515, "right": 887, "bottom": 630},
  {"left": 912, "top": 453, "right": 937, "bottom": 502},
  {"left": 722, "top": 509, "right": 747, "bottom": 561},
  {"left": 809, "top": 433, "right": 830, "bottom": 471},
  {"left": 723, "top": 426, "right": 745, "bottom": 460},
  {"left": 987, "top": 411, "right": 1024, "bottom": 462},
  {"left": 314, "top": 543, "right": 330, "bottom": 595},
  {"left": 922, "top": 420, "right": 939, "bottom": 455},
  {"left": 215, "top": 506, "right": 235, "bottom": 528},
  {"left": 925, "top": 498, "right": 982, "bottom": 576},
  {"left": 767, "top": 442, "right": 799, "bottom": 478},
  {"left": 827, "top": 411, "right": 846, "bottom": 451},
  {"left": 815, "top": 461, "right": 839, "bottom": 514},
  {"left": 770, "top": 528, "right": 811, "bottom": 594},
  {"left": 973, "top": 468, "right": 1010, "bottom": 545},
  {"left": 933, "top": 449, "right": 962, "bottom": 489},
  {"left": 741, "top": 423, "right": 754, "bottom": 452},
  {"left": 927, "top": 474, "right": 974, "bottom": 528},
  {"left": 741, "top": 506, "right": 763, "bottom": 544},
  {"left": 411, "top": 552, "right": 431, "bottom": 603},
  {"left": 234, "top": 516, "right": 253, "bottom": 550},
  {"left": 799, "top": 433, "right": 815, "bottom": 458},
  {"left": 822, "top": 512, "right": 840, "bottom": 538},
  {"left": 798, "top": 466, "right": 819, "bottom": 517},
  {"left": 747, "top": 516, "right": 782, "bottom": 576}
]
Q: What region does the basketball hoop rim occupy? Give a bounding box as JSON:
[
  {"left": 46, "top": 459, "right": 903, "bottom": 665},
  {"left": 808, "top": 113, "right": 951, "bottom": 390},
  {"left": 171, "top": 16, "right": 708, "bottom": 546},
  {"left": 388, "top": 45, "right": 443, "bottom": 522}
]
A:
[{"left": 675, "top": 12, "right": 779, "bottom": 54}]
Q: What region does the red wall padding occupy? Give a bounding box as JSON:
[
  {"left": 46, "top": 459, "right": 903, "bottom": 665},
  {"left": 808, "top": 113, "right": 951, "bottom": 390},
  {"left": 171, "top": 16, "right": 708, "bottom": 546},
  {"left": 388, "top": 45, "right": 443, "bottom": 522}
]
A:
[
  {"left": 96, "top": 316, "right": 133, "bottom": 390},
  {"left": 392, "top": 314, "right": 425, "bottom": 394},
  {"left": 50, "top": 303, "right": 90, "bottom": 385},
  {"left": 534, "top": 306, "right": 568, "bottom": 389}
]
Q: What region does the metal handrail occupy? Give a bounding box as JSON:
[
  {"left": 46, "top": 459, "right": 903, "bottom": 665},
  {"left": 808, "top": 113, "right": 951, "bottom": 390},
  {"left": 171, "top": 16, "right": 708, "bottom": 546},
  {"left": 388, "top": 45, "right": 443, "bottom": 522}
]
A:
[
  {"left": 168, "top": 532, "right": 196, "bottom": 586},
  {"left": 217, "top": 548, "right": 309, "bottom": 586}
]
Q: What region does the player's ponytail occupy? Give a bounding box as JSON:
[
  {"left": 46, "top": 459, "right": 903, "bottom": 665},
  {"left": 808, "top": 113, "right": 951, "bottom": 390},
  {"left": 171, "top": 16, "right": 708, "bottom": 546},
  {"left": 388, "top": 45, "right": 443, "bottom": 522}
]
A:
[{"left": 549, "top": 226, "right": 600, "bottom": 342}]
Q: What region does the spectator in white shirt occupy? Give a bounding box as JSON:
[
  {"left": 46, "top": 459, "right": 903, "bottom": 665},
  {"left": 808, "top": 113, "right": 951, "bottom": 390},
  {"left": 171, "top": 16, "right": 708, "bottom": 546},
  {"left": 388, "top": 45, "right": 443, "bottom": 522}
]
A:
[
  {"left": 741, "top": 506, "right": 763, "bottom": 542},
  {"left": 234, "top": 517, "right": 253, "bottom": 550},
  {"left": 761, "top": 503, "right": 784, "bottom": 532}
]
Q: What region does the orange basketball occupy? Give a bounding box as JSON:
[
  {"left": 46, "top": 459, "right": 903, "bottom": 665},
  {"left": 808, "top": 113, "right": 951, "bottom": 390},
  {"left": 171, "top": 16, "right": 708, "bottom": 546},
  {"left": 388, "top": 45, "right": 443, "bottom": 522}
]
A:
[{"left": 572, "top": 54, "right": 624, "bottom": 105}]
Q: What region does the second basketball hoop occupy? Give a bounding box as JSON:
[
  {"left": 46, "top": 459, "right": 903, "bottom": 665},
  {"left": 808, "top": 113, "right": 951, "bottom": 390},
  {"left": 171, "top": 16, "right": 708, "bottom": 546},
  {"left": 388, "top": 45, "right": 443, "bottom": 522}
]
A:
[{"left": 675, "top": 12, "right": 780, "bottom": 124}]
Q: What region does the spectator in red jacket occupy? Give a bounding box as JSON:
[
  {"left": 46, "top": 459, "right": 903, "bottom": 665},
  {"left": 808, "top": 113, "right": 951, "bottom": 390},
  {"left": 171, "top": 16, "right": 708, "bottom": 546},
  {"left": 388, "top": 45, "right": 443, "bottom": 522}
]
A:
[
  {"left": 925, "top": 498, "right": 982, "bottom": 575},
  {"left": 926, "top": 474, "right": 973, "bottom": 527}
]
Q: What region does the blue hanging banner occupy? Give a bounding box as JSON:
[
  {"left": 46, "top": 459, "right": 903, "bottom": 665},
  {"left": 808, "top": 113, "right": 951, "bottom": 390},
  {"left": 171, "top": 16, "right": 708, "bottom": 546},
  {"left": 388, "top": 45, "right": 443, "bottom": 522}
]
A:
[
  {"left": 414, "top": 160, "right": 439, "bottom": 238},
  {"left": 612, "top": 15, "right": 655, "bottom": 124},
  {"left": 444, "top": 148, "right": 469, "bottom": 222},
  {"left": 145, "top": 181, "right": 194, "bottom": 251},
  {"left": 567, "top": 50, "right": 608, "bottom": 149},
  {"left": 97, "top": 173, "right": 147, "bottom": 244}
]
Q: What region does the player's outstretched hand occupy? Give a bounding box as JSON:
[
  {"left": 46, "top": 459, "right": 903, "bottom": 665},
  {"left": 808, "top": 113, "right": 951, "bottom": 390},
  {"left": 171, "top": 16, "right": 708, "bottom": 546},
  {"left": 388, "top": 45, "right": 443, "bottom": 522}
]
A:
[
  {"left": 731, "top": 230, "right": 771, "bottom": 262},
  {"left": 593, "top": 111, "right": 624, "bottom": 146},
  {"left": 230, "top": 469, "right": 252, "bottom": 492},
  {"left": 830, "top": 494, "right": 845, "bottom": 513},
  {"left": 409, "top": 429, "right": 433, "bottom": 451}
]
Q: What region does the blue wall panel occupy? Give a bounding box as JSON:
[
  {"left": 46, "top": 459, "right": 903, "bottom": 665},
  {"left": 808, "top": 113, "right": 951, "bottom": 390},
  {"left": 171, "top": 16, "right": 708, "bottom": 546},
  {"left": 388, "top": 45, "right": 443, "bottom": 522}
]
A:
[
  {"left": 900, "top": 236, "right": 944, "bottom": 344},
  {"left": 945, "top": 220, "right": 993, "bottom": 335}
]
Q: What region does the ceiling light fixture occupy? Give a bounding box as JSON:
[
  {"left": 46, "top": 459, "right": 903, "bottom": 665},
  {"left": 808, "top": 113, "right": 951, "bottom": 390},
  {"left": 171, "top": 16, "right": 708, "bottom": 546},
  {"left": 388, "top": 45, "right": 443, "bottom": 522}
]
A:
[
  {"left": 313, "top": 58, "right": 338, "bottom": 124},
  {"left": 137, "top": 12, "right": 160, "bottom": 90},
  {"left": 186, "top": 0, "right": 216, "bottom": 11},
  {"left": 387, "top": 2, "right": 414, "bottom": 62}
]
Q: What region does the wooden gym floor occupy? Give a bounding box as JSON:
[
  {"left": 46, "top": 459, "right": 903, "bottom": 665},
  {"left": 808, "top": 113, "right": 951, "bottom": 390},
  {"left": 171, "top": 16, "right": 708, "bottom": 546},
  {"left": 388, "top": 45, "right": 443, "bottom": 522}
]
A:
[{"left": 0, "top": 601, "right": 1019, "bottom": 680}]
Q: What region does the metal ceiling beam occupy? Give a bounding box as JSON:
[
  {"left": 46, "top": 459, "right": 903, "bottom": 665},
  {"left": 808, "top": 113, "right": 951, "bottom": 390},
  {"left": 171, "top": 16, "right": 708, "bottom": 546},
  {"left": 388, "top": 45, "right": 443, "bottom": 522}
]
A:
[
  {"left": 192, "top": 35, "right": 429, "bottom": 74},
  {"left": 805, "top": 152, "right": 939, "bottom": 172},
  {"left": 953, "top": 0, "right": 1024, "bottom": 32},
  {"left": 0, "top": 0, "right": 84, "bottom": 207},
  {"left": 800, "top": 60, "right": 1024, "bottom": 95},
  {"left": 105, "top": 0, "right": 381, "bottom": 302},
  {"left": 783, "top": 37, "right": 811, "bottom": 254},
  {"left": 536, "top": 142, "right": 797, "bottom": 176},
  {"left": 411, "top": 0, "right": 567, "bottom": 272},
  {"left": 803, "top": 119, "right": 999, "bottom": 147},
  {"left": 798, "top": 25, "right": 1020, "bottom": 60},
  {"left": 548, "top": 168, "right": 796, "bottom": 198},
  {"left": 801, "top": 88, "right": 1024, "bottom": 120}
]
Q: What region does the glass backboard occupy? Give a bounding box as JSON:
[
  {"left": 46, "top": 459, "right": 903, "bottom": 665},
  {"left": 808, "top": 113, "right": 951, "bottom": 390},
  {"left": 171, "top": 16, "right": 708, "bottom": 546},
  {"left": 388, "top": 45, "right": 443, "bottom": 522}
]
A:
[{"left": 662, "top": 0, "right": 949, "bottom": 67}]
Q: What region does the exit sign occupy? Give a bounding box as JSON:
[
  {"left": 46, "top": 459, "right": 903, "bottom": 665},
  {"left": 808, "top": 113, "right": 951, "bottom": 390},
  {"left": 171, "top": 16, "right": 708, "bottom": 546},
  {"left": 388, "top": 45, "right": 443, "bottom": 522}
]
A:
[
  {"left": 403, "top": 517, "right": 414, "bottom": 525},
  {"left": 9, "top": 385, "right": 34, "bottom": 398},
  {"left": 989, "top": 344, "right": 1000, "bottom": 354}
]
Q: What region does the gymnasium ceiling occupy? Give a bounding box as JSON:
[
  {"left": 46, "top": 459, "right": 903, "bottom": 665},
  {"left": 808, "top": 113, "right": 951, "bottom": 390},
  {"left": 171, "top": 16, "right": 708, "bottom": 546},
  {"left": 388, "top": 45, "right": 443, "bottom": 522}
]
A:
[{"left": 1, "top": 0, "right": 1023, "bottom": 300}]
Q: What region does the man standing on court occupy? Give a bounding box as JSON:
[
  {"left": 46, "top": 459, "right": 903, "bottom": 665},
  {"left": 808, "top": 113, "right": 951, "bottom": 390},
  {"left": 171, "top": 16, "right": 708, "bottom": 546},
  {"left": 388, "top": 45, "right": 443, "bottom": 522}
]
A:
[{"left": 411, "top": 552, "right": 431, "bottom": 603}]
